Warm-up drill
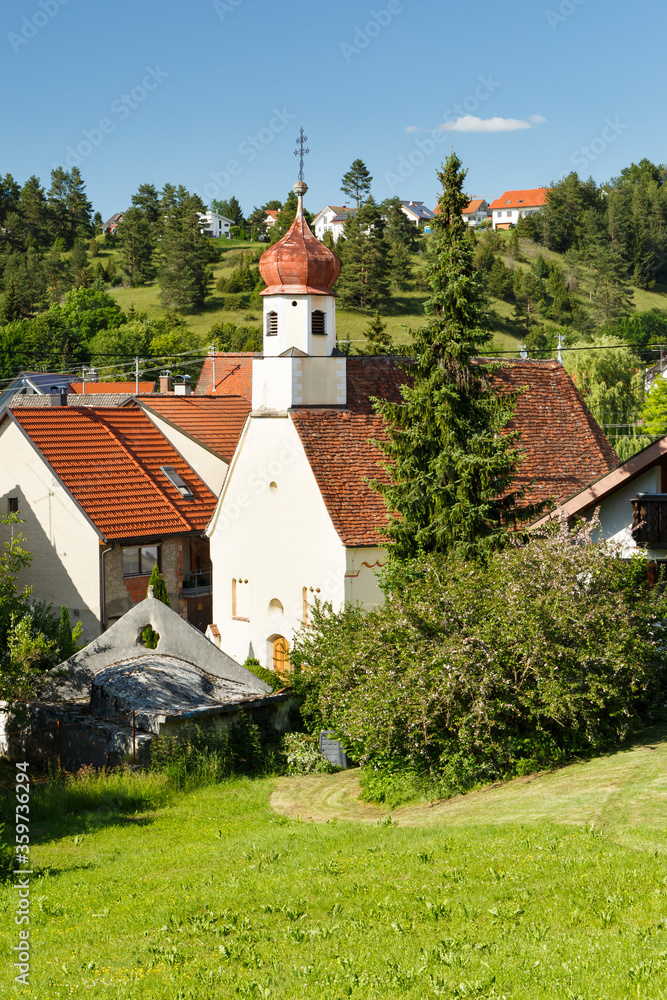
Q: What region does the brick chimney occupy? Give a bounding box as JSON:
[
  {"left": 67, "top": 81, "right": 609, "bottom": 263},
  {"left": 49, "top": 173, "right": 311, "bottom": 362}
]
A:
[{"left": 159, "top": 370, "right": 172, "bottom": 393}]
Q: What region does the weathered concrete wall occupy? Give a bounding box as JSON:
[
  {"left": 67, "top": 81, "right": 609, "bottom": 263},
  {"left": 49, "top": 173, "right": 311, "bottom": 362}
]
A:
[{"left": 104, "top": 537, "right": 183, "bottom": 623}]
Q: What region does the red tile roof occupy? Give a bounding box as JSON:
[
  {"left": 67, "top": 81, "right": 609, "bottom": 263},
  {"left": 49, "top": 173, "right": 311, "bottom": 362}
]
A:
[
  {"left": 69, "top": 381, "right": 155, "bottom": 394},
  {"left": 136, "top": 394, "right": 251, "bottom": 462},
  {"left": 291, "top": 357, "right": 618, "bottom": 546},
  {"left": 491, "top": 359, "right": 618, "bottom": 504},
  {"left": 195, "top": 353, "right": 256, "bottom": 400},
  {"left": 489, "top": 188, "right": 549, "bottom": 211},
  {"left": 463, "top": 198, "right": 487, "bottom": 215},
  {"left": 10, "top": 407, "right": 217, "bottom": 540}
]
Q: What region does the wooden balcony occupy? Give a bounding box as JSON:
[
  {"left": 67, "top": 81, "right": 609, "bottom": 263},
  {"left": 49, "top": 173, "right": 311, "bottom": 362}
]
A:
[{"left": 631, "top": 493, "right": 667, "bottom": 547}]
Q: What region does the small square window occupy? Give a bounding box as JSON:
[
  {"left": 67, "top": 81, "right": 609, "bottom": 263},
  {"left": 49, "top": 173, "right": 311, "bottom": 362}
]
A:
[{"left": 7, "top": 497, "right": 19, "bottom": 513}]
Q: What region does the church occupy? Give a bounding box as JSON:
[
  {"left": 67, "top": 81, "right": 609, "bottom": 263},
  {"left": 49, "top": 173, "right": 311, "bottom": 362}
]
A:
[{"left": 207, "top": 176, "right": 618, "bottom": 670}]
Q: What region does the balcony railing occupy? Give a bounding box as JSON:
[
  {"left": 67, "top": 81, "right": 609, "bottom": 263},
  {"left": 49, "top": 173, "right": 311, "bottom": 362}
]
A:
[
  {"left": 181, "top": 569, "right": 212, "bottom": 593},
  {"left": 631, "top": 493, "right": 667, "bottom": 547}
]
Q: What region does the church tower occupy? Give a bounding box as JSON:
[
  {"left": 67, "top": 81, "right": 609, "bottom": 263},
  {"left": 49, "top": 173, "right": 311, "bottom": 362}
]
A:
[{"left": 252, "top": 142, "right": 346, "bottom": 410}]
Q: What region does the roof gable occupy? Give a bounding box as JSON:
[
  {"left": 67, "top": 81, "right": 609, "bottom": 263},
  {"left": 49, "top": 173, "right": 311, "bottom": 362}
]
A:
[{"left": 9, "top": 407, "right": 217, "bottom": 540}]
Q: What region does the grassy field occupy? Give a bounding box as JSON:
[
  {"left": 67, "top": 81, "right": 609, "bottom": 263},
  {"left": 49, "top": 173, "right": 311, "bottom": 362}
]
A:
[{"left": 2, "top": 726, "right": 667, "bottom": 999}]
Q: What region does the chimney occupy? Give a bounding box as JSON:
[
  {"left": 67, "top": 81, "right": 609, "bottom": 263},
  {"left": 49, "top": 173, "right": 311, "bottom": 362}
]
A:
[
  {"left": 174, "top": 375, "right": 192, "bottom": 396},
  {"left": 159, "top": 370, "right": 172, "bottom": 393},
  {"left": 88, "top": 367, "right": 98, "bottom": 383},
  {"left": 49, "top": 385, "right": 69, "bottom": 407}
]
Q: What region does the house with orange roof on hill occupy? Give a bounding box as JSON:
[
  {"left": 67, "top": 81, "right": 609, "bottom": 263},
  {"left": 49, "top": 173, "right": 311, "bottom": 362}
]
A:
[
  {"left": 489, "top": 188, "right": 549, "bottom": 229},
  {"left": 206, "top": 175, "right": 618, "bottom": 672},
  {"left": 0, "top": 406, "right": 220, "bottom": 640},
  {"left": 462, "top": 198, "right": 491, "bottom": 226}
]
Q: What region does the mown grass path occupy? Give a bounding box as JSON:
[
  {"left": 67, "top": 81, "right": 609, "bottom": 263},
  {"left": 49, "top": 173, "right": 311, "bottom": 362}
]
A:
[{"left": 1, "top": 729, "right": 667, "bottom": 999}]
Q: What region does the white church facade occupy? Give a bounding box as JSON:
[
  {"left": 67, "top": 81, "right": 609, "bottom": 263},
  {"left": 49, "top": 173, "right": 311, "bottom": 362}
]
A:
[{"left": 207, "top": 179, "right": 389, "bottom": 669}]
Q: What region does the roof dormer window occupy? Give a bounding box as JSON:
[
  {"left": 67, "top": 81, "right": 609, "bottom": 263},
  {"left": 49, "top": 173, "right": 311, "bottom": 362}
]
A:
[{"left": 161, "top": 465, "right": 193, "bottom": 498}]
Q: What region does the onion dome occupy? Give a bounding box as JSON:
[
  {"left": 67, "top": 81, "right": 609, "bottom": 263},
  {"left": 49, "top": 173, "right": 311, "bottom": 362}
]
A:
[{"left": 259, "top": 182, "right": 341, "bottom": 296}]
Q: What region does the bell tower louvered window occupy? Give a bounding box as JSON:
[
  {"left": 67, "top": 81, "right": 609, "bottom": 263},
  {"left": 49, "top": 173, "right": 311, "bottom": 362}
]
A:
[
  {"left": 311, "top": 310, "right": 326, "bottom": 336},
  {"left": 266, "top": 311, "right": 278, "bottom": 336}
]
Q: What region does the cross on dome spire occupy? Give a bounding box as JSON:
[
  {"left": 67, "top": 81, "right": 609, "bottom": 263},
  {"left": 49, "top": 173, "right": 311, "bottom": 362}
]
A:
[{"left": 294, "top": 127, "right": 309, "bottom": 183}]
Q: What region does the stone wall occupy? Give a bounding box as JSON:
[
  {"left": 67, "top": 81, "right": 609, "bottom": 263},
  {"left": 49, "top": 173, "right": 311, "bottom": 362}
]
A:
[{"left": 104, "top": 536, "right": 183, "bottom": 623}]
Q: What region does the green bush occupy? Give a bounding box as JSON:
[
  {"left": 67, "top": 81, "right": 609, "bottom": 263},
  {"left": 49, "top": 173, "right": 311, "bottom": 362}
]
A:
[
  {"left": 243, "top": 657, "right": 277, "bottom": 690},
  {"left": 292, "top": 518, "right": 667, "bottom": 800},
  {"left": 282, "top": 733, "right": 333, "bottom": 775}
]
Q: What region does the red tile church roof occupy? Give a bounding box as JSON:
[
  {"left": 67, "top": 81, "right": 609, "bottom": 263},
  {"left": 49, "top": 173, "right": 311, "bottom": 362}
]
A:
[
  {"left": 9, "top": 407, "right": 217, "bottom": 540},
  {"left": 292, "top": 357, "right": 618, "bottom": 547}
]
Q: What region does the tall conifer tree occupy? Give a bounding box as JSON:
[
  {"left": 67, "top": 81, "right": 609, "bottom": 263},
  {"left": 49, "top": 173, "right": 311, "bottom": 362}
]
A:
[{"left": 372, "top": 152, "right": 539, "bottom": 562}]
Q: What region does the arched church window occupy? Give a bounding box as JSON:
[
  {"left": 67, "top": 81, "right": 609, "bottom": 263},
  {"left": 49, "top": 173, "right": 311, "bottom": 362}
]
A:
[
  {"left": 267, "top": 311, "right": 278, "bottom": 336},
  {"left": 311, "top": 309, "right": 325, "bottom": 336}
]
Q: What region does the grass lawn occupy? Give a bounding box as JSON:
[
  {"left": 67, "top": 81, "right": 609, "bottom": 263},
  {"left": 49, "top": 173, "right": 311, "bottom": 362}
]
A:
[{"left": 2, "top": 726, "right": 667, "bottom": 998}]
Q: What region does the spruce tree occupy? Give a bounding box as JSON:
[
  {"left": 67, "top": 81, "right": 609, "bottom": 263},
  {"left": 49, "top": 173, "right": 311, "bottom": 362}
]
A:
[
  {"left": 372, "top": 152, "right": 540, "bottom": 562},
  {"left": 340, "top": 159, "right": 373, "bottom": 208},
  {"left": 363, "top": 311, "right": 393, "bottom": 354},
  {"left": 117, "top": 207, "right": 155, "bottom": 286},
  {"left": 335, "top": 200, "right": 391, "bottom": 311}
]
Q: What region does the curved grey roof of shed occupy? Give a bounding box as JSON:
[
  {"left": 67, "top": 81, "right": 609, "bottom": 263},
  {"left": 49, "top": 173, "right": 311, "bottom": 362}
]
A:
[{"left": 41, "top": 597, "right": 271, "bottom": 702}]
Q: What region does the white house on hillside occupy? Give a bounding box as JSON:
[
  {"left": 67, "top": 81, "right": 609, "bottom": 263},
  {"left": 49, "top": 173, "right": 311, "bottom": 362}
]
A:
[
  {"left": 199, "top": 210, "right": 234, "bottom": 238},
  {"left": 400, "top": 200, "right": 435, "bottom": 226},
  {"left": 462, "top": 198, "right": 491, "bottom": 226},
  {"left": 312, "top": 205, "right": 356, "bottom": 242},
  {"left": 489, "top": 189, "right": 548, "bottom": 230}
]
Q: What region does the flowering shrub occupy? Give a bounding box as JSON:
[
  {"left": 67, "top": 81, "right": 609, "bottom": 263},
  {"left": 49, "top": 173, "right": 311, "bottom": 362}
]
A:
[{"left": 292, "top": 518, "right": 667, "bottom": 796}]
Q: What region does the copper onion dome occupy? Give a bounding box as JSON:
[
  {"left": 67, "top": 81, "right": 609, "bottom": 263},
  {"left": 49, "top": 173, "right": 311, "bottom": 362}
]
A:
[{"left": 259, "top": 182, "right": 341, "bottom": 296}]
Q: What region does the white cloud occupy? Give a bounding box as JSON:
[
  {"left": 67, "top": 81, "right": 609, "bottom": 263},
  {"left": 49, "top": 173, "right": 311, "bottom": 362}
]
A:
[
  {"left": 405, "top": 115, "right": 547, "bottom": 135},
  {"left": 442, "top": 115, "right": 547, "bottom": 133}
]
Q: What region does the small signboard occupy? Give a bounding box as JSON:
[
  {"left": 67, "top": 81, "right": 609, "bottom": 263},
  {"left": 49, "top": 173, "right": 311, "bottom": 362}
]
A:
[
  {"left": 424, "top": 225, "right": 431, "bottom": 234},
  {"left": 319, "top": 731, "right": 349, "bottom": 769}
]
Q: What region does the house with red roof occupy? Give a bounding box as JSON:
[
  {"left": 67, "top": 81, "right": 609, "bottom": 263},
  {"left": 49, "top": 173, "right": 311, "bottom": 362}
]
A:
[
  {"left": 206, "top": 177, "right": 618, "bottom": 671},
  {"left": 195, "top": 351, "right": 256, "bottom": 401},
  {"left": 489, "top": 188, "right": 549, "bottom": 229},
  {"left": 462, "top": 198, "right": 491, "bottom": 226},
  {"left": 0, "top": 406, "right": 220, "bottom": 640}
]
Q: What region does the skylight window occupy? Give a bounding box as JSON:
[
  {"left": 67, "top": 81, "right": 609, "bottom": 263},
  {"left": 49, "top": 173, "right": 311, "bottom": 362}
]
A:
[{"left": 161, "top": 465, "right": 193, "bottom": 499}]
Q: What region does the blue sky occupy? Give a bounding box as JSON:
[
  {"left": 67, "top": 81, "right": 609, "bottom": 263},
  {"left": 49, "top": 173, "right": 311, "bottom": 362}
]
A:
[{"left": 1, "top": 0, "right": 664, "bottom": 221}]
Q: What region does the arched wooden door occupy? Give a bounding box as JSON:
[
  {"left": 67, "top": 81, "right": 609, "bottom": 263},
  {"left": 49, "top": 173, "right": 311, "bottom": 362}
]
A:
[{"left": 272, "top": 636, "right": 290, "bottom": 679}]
